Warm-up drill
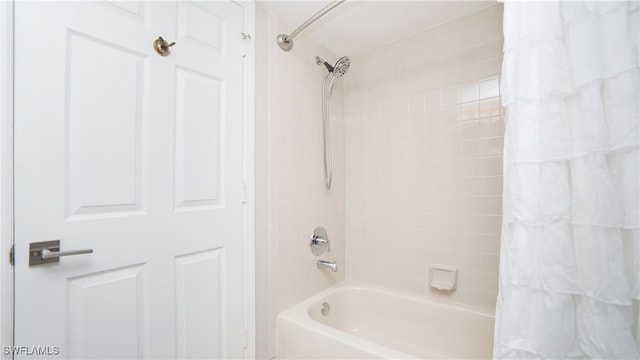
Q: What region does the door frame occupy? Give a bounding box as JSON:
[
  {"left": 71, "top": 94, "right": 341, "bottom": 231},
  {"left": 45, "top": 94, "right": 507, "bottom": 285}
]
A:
[
  {"left": 239, "top": 1, "right": 256, "bottom": 358},
  {"left": 0, "top": 1, "right": 256, "bottom": 358}
]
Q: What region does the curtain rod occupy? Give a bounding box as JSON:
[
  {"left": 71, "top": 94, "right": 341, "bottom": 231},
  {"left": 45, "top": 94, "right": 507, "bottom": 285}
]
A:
[{"left": 276, "top": 0, "right": 345, "bottom": 51}]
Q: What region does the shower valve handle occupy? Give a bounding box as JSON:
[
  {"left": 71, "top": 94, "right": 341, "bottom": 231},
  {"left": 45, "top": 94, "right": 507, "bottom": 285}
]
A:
[
  {"left": 313, "top": 236, "right": 330, "bottom": 251},
  {"left": 310, "top": 226, "right": 330, "bottom": 256}
]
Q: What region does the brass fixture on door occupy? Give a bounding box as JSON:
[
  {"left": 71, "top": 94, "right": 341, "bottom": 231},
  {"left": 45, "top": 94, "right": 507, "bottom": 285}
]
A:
[{"left": 153, "top": 36, "right": 176, "bottom": 56}]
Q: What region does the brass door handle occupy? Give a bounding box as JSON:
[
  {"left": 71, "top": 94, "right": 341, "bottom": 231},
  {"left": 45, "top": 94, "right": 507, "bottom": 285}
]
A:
[{"left": 153, "top": 36, "right": 176, "bottom": 57}]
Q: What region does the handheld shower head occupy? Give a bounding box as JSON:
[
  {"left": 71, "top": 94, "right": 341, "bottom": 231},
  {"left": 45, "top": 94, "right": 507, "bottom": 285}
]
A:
[
  {"left": 315, "top": 56, "right": 350, "bottom": 77},
  {"left": 332, "top": 56, "right": 350, "bottom": 77},
  {"left": 316, "top": 55, "right": 350, "bottom": 190}
]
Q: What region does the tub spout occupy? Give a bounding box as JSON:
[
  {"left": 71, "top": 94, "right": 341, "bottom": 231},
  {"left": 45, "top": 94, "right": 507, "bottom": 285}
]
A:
[{"left": 317, "top": 259, "right": 337, "bottom": 272}]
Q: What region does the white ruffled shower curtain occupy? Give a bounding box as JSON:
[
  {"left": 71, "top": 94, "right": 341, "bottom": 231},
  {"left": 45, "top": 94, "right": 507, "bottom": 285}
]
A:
[{"left": 494, "top": 1, "right": 639, "bottom": 358}]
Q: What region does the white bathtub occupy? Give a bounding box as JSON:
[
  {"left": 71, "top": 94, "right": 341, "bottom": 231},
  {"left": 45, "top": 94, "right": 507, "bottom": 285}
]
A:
[{"left": 276, "top": 283, "right": 495, "bottom": 359}]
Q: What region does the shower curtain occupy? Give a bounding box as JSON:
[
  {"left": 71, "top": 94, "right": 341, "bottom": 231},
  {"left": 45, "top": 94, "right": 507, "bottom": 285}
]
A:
[{"left": 494, "top": 1, "right": 639, "bottom": 358}]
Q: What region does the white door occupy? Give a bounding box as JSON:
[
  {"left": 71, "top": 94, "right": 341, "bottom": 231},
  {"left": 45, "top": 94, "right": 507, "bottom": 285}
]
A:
[{"left": 14, "top": 1, "right": 246, "bottom": 358}]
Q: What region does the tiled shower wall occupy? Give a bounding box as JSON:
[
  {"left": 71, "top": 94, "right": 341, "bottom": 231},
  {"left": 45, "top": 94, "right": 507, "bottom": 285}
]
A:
[
  {"left": 266, "top": 12, "right": 346, "bottom": 358},
  {"left": 344, "top": 4, "right": 504, "bottom": 311}
]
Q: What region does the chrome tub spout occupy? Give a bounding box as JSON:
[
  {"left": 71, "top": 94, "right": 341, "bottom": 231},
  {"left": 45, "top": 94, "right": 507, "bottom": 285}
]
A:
[{"left": 317, "top": 259, "right": 338, "bottom": 272}]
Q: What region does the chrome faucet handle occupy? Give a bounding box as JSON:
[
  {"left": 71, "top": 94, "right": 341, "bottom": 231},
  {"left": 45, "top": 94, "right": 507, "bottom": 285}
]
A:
[
  {"left": 313, "top": 236, "right": 330, "bottom": 252},
  {"left": 310, "top": 226, "right": 329, "bottom": 256}
]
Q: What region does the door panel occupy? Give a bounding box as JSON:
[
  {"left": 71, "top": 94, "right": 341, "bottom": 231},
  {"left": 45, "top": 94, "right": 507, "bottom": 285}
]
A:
[
  {"left": 175, "top": 249, "right": 224, "bottom": 359},
  {"left": 66, "top": 32, "right": 147, "bottom": 219},
  {"left": 66, "top": 264, "right": 146, "bottom": 359},
  {"left": 14, "top": 1, "right": 245, "bottom": 358},
  {"left": 174, "top": 67, "right": 223, "bottom": 209}
]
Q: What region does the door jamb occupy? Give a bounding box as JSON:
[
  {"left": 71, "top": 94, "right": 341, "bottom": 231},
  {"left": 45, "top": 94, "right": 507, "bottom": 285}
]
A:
[{"left": 238, "top": 1, "right": 256, "bottom": 358}]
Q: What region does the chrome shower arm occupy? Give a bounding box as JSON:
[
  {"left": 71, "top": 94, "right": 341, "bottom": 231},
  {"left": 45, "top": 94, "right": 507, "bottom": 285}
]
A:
[{"left": 276, "top": 0, "right": 346, "bottom": 51}]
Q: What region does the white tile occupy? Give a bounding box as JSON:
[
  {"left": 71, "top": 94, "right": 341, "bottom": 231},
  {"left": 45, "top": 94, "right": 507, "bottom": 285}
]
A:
[
  {"left": 479, "top": 98, "right": 502, "bottom": 119},
  {"left": 461, "top": 140, "right": 478, "bottom": 158},
  {"left": 473, "top": 40, "right": 503, "bottom": 65},
  {"left": 478, "top": 117, "right": 504, "bottom": 138},
  {"left": 480, "top": 157, "right": 503, "bottom": 176},
  {"left": 460, "top": 82, "right": 479, "bottom": 103},
  {"left": 481, "top": 176, "right": 503, "bottom": 196},
  {"left": 481, "top": 235, "right": 501, "bottom": 255},
  {"left": 481, "top": 196, "right": 503, "bottom": 215},
  {"left": 477, "top": 58, "right": 503, "bottom": 79},
  {"left": 460, "top": 102, "right": 479, "bottom": 121},
  {"left": 442, "top": 86, "right": 460, "bottom": 106},
  {"left": 479, "top": 77, "right": 500, "bottom": 99},
  {"left": 460, "top": 158, "right": 483, "bottom": 177},
  {"left": 477, "top": 137, "right": 504, "bottom": 157},
  {"left": 482, "top": 215, "right": 502, "bottom": 235}
]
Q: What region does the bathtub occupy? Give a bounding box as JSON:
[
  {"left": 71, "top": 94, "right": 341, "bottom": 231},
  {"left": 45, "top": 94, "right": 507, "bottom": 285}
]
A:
[{"left": 276, "top": 283, "right": 495, "bottom": 359}]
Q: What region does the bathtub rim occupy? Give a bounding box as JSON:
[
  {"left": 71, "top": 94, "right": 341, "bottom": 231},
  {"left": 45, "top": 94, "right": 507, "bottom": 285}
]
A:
[
  {"left": 276, "top": 281, "right": 496, "bottom": 359},
  {"left": 284, "top": 280, "right": 496, "bottom": 318}
]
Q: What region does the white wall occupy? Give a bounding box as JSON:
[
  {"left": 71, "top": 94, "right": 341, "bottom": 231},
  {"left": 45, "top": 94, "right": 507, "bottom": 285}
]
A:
[
  {"left": 264, "top": 11, "right": 346, "bottom": 359},
  {"left": 344, "top": 4, "right": 504, "bottom": 311}
]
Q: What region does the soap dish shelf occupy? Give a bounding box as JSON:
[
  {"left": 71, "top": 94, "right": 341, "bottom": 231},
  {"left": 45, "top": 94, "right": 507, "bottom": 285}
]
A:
[{"left": 430, "top": 264, "right": 457, "bottom": 291}]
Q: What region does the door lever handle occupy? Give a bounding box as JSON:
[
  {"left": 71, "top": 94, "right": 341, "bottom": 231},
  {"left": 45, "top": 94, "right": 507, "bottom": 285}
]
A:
[
  {"left": 41, "top": 248, "right": 93, "bottom": 260},
  {"left": 29, "top": 240, "right": 93, "bottom": 266}
]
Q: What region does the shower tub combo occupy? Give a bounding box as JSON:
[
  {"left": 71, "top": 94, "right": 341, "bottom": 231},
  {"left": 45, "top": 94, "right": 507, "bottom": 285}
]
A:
[
  {"left": 277, "top": 283, "right": 495, "bottom": 359},
  {"left": 275, "top": 2, "right": 494, "bottom": 358}
]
